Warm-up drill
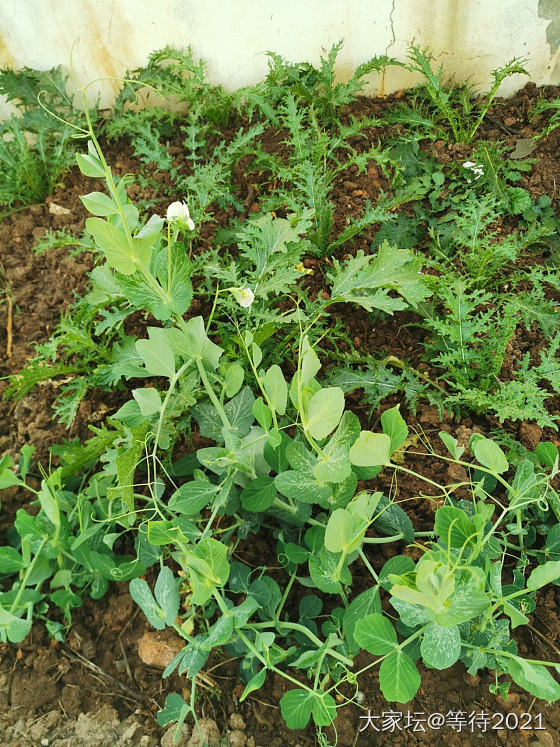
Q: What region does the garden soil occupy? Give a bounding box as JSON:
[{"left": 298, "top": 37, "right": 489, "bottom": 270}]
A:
[{"left": 1, "top": 83, "right": 560, "bottom": 746}]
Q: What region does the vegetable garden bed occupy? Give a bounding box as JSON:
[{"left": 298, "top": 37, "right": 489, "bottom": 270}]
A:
[{"left": 1, "top": 46, "right": 560, "bottom": 746}]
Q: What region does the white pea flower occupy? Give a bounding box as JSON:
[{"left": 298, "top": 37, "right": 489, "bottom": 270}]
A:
[
  {"left": 166, "top": 200, "right": 195, "bottom": 230},
  {"left": 230, "top": 287, "right": 255, "bottom": 308},
  {"left": 462, "top": 161, "right": 484, "bottom": 182}
]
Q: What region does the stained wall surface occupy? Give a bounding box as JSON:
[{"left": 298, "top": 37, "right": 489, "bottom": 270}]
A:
[{"left": 0, "top": 0, "right": 558, "bottom": 114}]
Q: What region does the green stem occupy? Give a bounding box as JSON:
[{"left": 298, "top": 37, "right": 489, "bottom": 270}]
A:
[
  {"left": 196, "top": 359, "right": 231, "bottom": 429},
  {"left": 10, "top": 539, "right": 47, "bottom": 614}
]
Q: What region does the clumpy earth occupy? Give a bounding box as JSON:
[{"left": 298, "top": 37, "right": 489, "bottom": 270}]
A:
[{"left": 1, "top": 82, "right": 560, "bottom": 746}]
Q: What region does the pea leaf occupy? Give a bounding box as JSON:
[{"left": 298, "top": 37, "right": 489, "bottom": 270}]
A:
[
  {"left": 350, "top": 431, "right": 391, "bottom": 467},
  {"left": 240, "top": 669, "right": 267, "bottom": 702},
  {"left": 378, "top": 650, "right": 421, "bottom": 703},
  {"left": 439, "top": 431, "right": 465, "bottom": 460},
  {"left": 372, "top": 495, "right": 414, "bottom": 542},
  {"left": 381, "top": 405, "right": 408, "bottom": 454},
  {"left": 343, "top": 587, "right": 381, "bottom": 651},
  {"left": 76, "top": 142, "right": 105, "bottom": 178},
  {"left": 354, "top": 613, "right": 398, "bottom": 655},
  {"left": 132, "top": 387, "right": 162, "bottom": 416},
  {"left": 280, "top": 689, "right": 337, "bottom": 730},
  {"left": 263, "top": 365, "right": 287, "bottom": 415},
  {"left": 305, "top": 387, "right": 345, "bottom": 440},
  {"left": 0, "top": 547, "right": 24, "bottom": 574},
  {"left": 154, "top": 566, "right": 180, "bottom": 626},
  {"left": 420, "top": 622, "right": 461, "bottom": 669},
  {"left": 499, "top": 655, "right": 560, "bottom": 701},
  {"left": 156, "top": 693, "right": 191, "bottom": 734},
  {"left": 225, "top": 363, "right": 245, "bottom": 398},
  {"left": 435, "top": 506, "right": 477, "bottom": 549},
  {"left": 181, "top": 316, "right": 223, "bottom": 370},
  {"left": 169, "top": 481, "right": 221, "bottom": 515},
  {"left": 275, "top": 470, "right": 332, "bottom": 506},
  {"left": 86, "top": 217, "right": 148, "bottom": 275},
  {"left": 240, "top": 476, "right": 277, "bottom": 512},
  {"left": 527, "top": 560, "right": 560, "bottom": 590},
  {"left": 80, "top": 191, "right": 118, "bottom": 216},
  {"left": 472, "top": 437, "right": 509, "bottom": 474},
  {"left": 0, "top": 608, "right": 32, "bottom": 643},
  {"left": 324, "top": 509, "right": 355, "bottom": 553},
  {"left": 136, "top": 336, "right": 175, "bottom": 378},
  {"left": 129, "top": 578, "right": 166, "bottom": 630}
]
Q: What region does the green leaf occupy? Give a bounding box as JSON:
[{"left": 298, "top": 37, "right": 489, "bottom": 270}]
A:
[
  {"left": 225, "top": 363, "right": 245, "bottom": 398},
  {"left": 154, "top": 566, "right": 180, "bottom": 626},
  {"left": 263, "top": 365, "right": 287, "bottom": 415},
  {"left": 372, "top": 495, "right": 415, "bottom": 541},
  {"left": 354, "top": 613, "right": 398, "bottom": 655},
  {"left": 0, "top": 547, "right": 24, "bottom": 573},
  {"left": 136, "top": 335, "right": 175, "bottom": 379},
  {"left": 305, "top": 387, "right": 345, "bottom": 440},
  {"left": 156, "top": 693, "right": 191, "bottom": 733},
  {"left": 472, "top": 437, "right": 509, "bottom": 474},
  {"left": 252, "top": 397, "right": 272, "bottom": 431},
  {"left": 378, "top": 650, "right": 421, "bottom": 703},
  {"left": 499, "top": 655, "right": 560, "bottom": 701},
  {"left": 80, "top": 191, "right": 118, "bottom": 216},
  {"left": 0, "top": 608, "right": 32, "bottom": 643},
  {"left": 186, "top": 538, "right": 230, "bottom": 605},
  {"left": 420, "top": 622, "right": 461, "bottom": 669},
  {"left": 535, "top": 442, "right": 558, "bottom": 470},
  {"left": 324, "top": 509, "right": 355, "bottom": 553},
  {"left": 107, "top": 424, "right": 148, "bottom": 511},
  {"left": 308, "top": 547, "right": 350, "bottom": 594},
  {"left": 0, "top": 455, "right": 21, "bottom": 489},
  {"left": 381, "top": 405, "right": 408, "bottom": 454},
  {"left": 240, "top": 477, "right": 277, "bottom": 512},
  {"left": 527, "top": 561, "right": 560, "bottom": 590},
  {"left": 350, "top": 431, "right": 391, "bottom": 467},
  {"left": 181, "top": 316, "right": 223, "bottom": 370},
  {"left": 439, "top": 431, "right": 465, "bottom": 460},
  {"left": 300, "top": 337, "right": 321, "bottom": 384},
  {"left": 169, "top": 481, "right": 221, "bottom": 515},
  {"left": 280, "top": 689, "right": 337, "bottom": 730},
  {"left": 240, "top": 669, "right": 267, "bottom": 701},
  {"left": 153, "top": 242, "right": 193, "bottom": 319},
  {"left": 275, "top": 470, "right": 332, "bottom": 506},
  {"left": 76, "top": 143, "right": 105, "bottom": 178},
  {"left": 434, "top": 506, "right": 477, "bottom": 548},
  {"left": 379, "top": 556, "right": 416, "bottom": 590},
  {"left": 129, "top": 578, "right": 165, "bottom": 630},
  {"left": 313, "top": 411, "right": 359, "bottom": 484},
  {"left": 132, "top": 387, "right": 162, "bottom": 416},
  {"left": 327, "top": 242, "right": 430, "bottom": 313},
  {"left": 86, "top": 217, "right": 146, "bottom": 275},
  {"left": 343, "top": 587, "right": 381, "bottom": 650}
]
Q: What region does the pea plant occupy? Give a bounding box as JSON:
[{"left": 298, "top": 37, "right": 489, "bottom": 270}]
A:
[{"left": 2, "top": 58, "right": 560, "bottom": 743}]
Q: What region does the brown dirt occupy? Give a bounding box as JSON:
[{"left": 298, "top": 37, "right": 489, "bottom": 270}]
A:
[{"left": 1, "top": 83, "right": 560, "bottom": 746}]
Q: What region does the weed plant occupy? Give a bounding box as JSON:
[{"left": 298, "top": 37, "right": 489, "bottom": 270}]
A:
[{"left": 0, "top": 66, "right": 90, "bottom": 207}]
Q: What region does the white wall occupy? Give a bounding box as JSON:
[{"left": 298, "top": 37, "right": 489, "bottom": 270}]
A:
[{"left": 0, "top": 0, "right": 558, "bottom": 114}]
